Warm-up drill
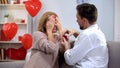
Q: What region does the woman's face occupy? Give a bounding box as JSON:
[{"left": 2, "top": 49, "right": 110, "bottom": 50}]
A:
[{"left": 47, "top": 15, "right": 58, "bottom": 33}]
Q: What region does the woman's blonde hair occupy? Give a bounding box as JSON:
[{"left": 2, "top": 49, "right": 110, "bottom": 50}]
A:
[{"left": 38, "top": 11, "right": 57, "bottom": 33}]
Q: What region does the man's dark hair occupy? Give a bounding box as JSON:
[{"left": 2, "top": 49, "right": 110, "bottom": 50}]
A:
[{"left": 76, "top": 3, "right": 98, "bottom": 24}]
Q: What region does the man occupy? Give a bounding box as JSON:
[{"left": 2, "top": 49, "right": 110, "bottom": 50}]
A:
[{"left": 62, "top": 3, "right": 108, "bottom": 68}]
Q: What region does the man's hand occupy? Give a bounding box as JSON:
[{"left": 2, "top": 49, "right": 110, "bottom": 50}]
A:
[{"left": 63, "top": 29, "right": 80, "bottom": 38}]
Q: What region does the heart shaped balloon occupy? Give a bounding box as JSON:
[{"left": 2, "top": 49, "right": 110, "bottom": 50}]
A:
[
  {"left": 28, "top": 0, "right": 39, "bottom": 2},
  {"left": 22, "top": 34, "right": 32, "bottom": 50},
  {"left": 0, "top": 29, "right": 9, "bottom": 41},
  {"left": 6, "top": 47, "right": 27, "bottom": 60},
  {"left": 2, "top": 22, "right": 18, "bottom": 41},
  {"left": 25, "top": 0, "right": 42, "bottom": 17},
  {"left": 31, "top": 0, "right": 39, "bottom": 2}
]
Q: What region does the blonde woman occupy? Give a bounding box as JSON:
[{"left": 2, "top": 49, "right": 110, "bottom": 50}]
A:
[{"left": 23, "top": 11, "right": 62, "bottom": 68}]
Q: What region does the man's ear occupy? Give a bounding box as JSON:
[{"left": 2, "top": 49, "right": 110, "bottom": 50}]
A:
[
  {"left": 82, "top": 18, "right": 86, "bottom": 24},
  {"left": 83, "top": 18, "right": 88, "bottom": 24}
]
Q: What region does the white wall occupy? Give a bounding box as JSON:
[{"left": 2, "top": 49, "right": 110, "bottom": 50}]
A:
[
  {"left": 114, "top": 0, "right": 120, "bottom": 41},
  {"left": 32, "top": 0, "right": 79, "bottom": 32},
  {"left": 30, "top": 0, "right": 114, "bottom": 41},
  {"left": 89, "top": 0, "right": 114, "bottom": 41}
]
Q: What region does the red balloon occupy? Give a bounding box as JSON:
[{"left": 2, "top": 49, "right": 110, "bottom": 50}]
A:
[
  {"left": 6, "top": 48, "right": 18, "bottom": 60},
  {"left": 31, "top": 0, "right": 39, "bottom": 2},
  {"left": 25, "top": 0, "right": 42, "bottom": 17},
  {"left": 17, "top": 47, "right": 27, "bottom": 59},
  {"left": 0, "top": 29, "right": 9, "bottom": 41},
  {"left": 6, "top": 47, "right": 27, "bottom": 60},
  {"left": 2, "top": 22, "right": 18, "bottom": 41},
  {"left": 27, "top": 0, "right": 39, "bottom": 2},
  {"left": 22, "top": 34, "right": 32, "bottom": 50}
]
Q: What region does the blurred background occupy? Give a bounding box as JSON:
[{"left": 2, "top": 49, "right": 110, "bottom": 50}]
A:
[{"left": 28, "top": 0, "right": 120, "bottom": 41}]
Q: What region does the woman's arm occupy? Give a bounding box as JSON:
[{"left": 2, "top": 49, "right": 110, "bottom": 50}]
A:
[
  {"left": 46, "top": 16, "right": 55, "bottom": 42},
  {"left": 33, "top": 31, "right": 59, "bottom": 54}
]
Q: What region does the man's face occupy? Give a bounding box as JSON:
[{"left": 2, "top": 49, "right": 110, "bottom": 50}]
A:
[{"left": 76, "top": 12, "right": 84, "bottom": 30}]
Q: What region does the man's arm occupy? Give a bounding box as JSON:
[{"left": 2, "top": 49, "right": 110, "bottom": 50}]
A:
[{"left": 63, "top": 35, "right": 92, "bottom": 65}]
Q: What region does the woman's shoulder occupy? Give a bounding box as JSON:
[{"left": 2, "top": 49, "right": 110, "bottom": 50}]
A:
[
  {"left": 33, "top": 31, "right": 45, "bottom": 35},
  {"left": 33, "top": 31, "right": 47, "bottom": 39}
]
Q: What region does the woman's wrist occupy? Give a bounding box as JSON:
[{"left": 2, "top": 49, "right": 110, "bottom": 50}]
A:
[
  {"left": 47, "top": 31, "right": 54, "bottom": 41},
  {"left": 47, "top": 29, "right": 52, "bottom": 34}
]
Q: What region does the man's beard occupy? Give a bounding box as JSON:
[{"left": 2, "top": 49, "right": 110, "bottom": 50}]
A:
[{"left": 80, "top": 25, "right": 84, "bottom": 30}]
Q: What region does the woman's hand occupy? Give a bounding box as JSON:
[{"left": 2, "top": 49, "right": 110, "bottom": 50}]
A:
[
  {"left": 46, "top": 15, "right": 56, "bottom": 33},
  {"left": 62, "top": 37, "right": 70, "bottom": 51},
  {"left": 55, "top": 17, "right": 62, "bottom": 32},
  {"left": 46, "top": 15, "right": 56, "bottom": 41},
  {"left": 54, "top": 16, "right": 63, "bottom": 41}
]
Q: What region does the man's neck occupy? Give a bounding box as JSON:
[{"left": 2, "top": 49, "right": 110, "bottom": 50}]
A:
[{"left": 85, "top": 22, "right": 96, "bottom": 29}]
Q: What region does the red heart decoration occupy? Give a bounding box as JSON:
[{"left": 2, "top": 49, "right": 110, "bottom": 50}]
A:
[
  {"left": 2, "top": 22, "right": 18, "bottom": 41},
  {"left": 22, "top": 34, "right": 32, "bottom": 50},
  {"left": 17, "top": 47, "right": 27, "bottom": 59},
  {"left": 31, "top": 0, "right": 39, "bottom": 2},
  {"left": 0, "top": 29, "right": 9, "bottom": 41},
  {"left": 6, "top": 47, "right": 27, "bottom": 60},
  {"left": 25, "top": 0, "right": 42, "bottom": 17},
  {"left": 6, "top": 48, "right": 19, "bottom": 60},
  {"left": 27, "top": 0, "right": 39, "bottom": 2}
]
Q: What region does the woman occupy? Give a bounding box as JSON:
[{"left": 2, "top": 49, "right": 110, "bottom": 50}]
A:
[{"left": 23, "top": 11, "right": 62, "bottom": 68}]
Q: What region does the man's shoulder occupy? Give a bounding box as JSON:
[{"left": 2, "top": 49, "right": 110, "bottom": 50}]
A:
[{"left": 81, "top": 28, "right": 105, "bottom": 39}]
